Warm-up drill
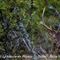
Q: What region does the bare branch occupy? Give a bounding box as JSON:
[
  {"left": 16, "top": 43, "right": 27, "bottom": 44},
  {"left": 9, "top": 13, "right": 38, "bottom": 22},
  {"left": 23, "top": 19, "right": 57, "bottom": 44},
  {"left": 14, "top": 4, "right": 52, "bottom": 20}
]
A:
[
  {"left": 44, "top": 0, "right": 50, "bottom": 6},
  {"left": 42, "top": 7, "right": 46, "bottom": 22}
]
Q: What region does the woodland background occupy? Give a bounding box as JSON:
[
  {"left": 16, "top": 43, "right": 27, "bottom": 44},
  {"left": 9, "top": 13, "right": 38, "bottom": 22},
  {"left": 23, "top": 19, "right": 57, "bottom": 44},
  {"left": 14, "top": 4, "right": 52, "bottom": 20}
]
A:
[{"left": 0, "top": 0, "right": 60, "bottom": 56}]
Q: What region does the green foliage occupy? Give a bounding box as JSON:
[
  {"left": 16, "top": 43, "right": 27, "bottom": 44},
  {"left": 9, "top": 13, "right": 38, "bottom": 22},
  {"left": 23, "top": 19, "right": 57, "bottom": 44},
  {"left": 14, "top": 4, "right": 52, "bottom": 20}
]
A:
[{"left": 0, "top": 0, "right": 60, "bottom": 55}]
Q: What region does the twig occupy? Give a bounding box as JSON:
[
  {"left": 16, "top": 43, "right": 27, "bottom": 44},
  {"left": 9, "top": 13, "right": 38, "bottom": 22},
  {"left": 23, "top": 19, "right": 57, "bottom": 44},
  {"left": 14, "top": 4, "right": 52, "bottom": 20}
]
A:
[{"left": 42, "top": 7, "right": 46, "bottom": 22}]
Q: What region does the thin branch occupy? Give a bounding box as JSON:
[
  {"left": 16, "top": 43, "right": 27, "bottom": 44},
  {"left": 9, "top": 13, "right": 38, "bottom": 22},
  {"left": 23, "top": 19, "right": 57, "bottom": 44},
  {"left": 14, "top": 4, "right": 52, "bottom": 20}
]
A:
[
  {"left": 42, "top": 7, "right": 46, "bottom": 22},
  {"left": 40, "top": 46, "right": 47, "bottom": 54},
  {"left": 44, "top": 0, "right": 50, "bottom": 6}
]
